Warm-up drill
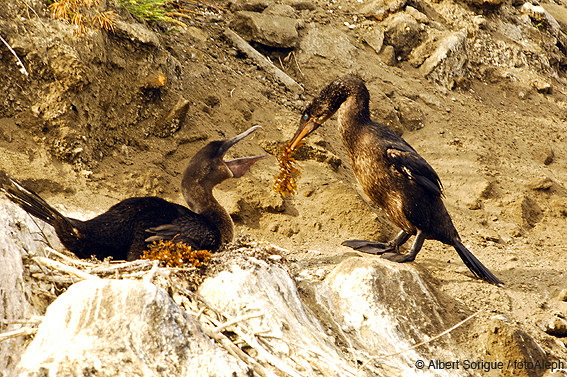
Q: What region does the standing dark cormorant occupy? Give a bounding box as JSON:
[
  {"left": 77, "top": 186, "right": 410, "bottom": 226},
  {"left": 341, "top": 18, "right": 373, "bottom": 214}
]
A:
[
  {"left": 289, "top": 77, "right": 502, "bottom": 285},
  {"left": 0, "top": 126, "right": 268, "bottom": 261}
]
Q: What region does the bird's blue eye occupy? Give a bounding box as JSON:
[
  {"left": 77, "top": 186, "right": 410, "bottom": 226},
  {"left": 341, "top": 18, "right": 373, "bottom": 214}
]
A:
[{"left": 303, "top": 114, "right": 308, "bottom": 120}]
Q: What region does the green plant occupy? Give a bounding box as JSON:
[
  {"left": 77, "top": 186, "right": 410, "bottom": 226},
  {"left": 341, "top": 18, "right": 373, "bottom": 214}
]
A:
[
  {"left": 117, "top": 0, "right": 187, "bottom": 27},
  {"left": 48, "top": 0, "right": 189, "bottom": 35}
]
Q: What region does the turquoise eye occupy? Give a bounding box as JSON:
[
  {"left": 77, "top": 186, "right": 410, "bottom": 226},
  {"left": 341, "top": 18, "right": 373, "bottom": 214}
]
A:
[{"left": 303, "top": 114, "right": 308, "bottom": 120}]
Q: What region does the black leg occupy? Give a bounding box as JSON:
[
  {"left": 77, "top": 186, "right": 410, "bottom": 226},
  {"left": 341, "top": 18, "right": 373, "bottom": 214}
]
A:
[
  {"left": 381, "top": 230, "right": 425, "bottom": 263},
  {"left": 342, "top": 230, "right": 410, "bottom": 255}
]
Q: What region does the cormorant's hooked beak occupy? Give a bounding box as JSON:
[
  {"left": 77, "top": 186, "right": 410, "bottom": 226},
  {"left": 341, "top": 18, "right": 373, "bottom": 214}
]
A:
[
  {"left": 289, "top": 117, "right": 321, "bottom": 150},
  {"left": 222, "top": 126, "right": 269, "bottom": 178}
]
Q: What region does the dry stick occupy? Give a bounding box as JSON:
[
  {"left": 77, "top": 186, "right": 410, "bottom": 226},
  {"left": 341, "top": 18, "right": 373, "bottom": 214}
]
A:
[
  {"left": 29, "top": 216, "right": 54, "bottom": 249},
  {"left": 0, "top": 327, "right": 38, "bottom": 342},
  {"left": 204, "top": 313, "right": 293, "bottom": 377},
  {"left": 0, "top": 317, "right": 42, "bottom": 325},
  {"left": 187, "top": 296, "right": 273, "bottom": 377},
  {"left": 31, "top": 273, "right": 78, "bottom": 285},
  {"left": 192, "top": 293, "right": 303, "bottom": 377},
  {"left": 224, "top": 28, "right": 303, "bottom": 94},
  {"left": 0, "top": 35, "right": 29, "bottom": 76},
  {"left": 212, "top": 312, "right": 264, "bottom": 334},
  {"left": 33, "top": 257, "right": 100, "bottom": 281},
  {"left": 195, "top": 306, "right": 206, "bottom": 320},
  {"left": 175, "top": 285, "right": 223, "bottom": 317},
  {"left": 357, "top": 310, "right": 482, "bottom": 374},
  {"left": 286, "top": 340, "right": 358, "bottom": 377},
  {"left": 89, "top": 259, "right": 154, "bottom": 274},
  {"left": 278, "top": 56, "right": 285, "bottom": 71},
  {"left": 291, "top": 51, "right": 304, "bottom": 77},
  {"left": 143, "top": 260, "right": 160, "bottom": 284},
  {"left": 231, "top": 327, "right": 304, "bottom": 377},
  {"left": 44, "top": 246, "right": 94, "bottom": 267},
  {"left": 166, "top": 18, "right": 188, "bottom": 28},
  {"left": 201, "top": 325, "right": 276, "bottom": 377},
  {"left": 176, "top": 286, "right": 297, "bottom": 376},
  {"left": 18, "top": 0, "right": 46, "bottom": 27}
]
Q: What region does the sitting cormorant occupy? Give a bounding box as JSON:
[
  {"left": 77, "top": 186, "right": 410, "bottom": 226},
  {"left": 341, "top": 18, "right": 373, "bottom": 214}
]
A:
[
  {"left": 0, "top": 126, "right": 268, "bottom": 261},
  {"left": 289, "top": 77, "right": 502, "bottom": 285}
]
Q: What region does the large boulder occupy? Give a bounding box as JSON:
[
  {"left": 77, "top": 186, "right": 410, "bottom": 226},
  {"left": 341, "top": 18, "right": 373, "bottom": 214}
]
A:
[
  {"left": 383, "top": 13, "right": 423, "bottom": 60},
  {"left": 17, "top": 279, "right": 250, "bottom": 377},
  {"left": 419, "top": 31, "right": 468, "bottom": 88},
  {"left": 199, "top": 254, "right": 472, "bottom": 376},
  {"left": 298, "top": 25, "right": 358, "bottom": 68},
  {"left": 230, "top": 11, "right": 300, "bottom": 48},
  {"left": 0, "top": 201, "right": 49, "bottom": 373}
]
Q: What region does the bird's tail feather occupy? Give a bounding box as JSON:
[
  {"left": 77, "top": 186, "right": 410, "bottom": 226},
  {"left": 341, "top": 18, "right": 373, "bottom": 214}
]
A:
[
  {"left": 0, "top": 171, "right": 75, "bottom": 231},
  {"left": 454, "top": 240, "right": 502, "bottom": 286}
]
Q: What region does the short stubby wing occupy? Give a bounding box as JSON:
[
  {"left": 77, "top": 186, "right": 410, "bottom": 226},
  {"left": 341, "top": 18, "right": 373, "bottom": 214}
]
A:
[
  {"left": 386, "top": 145, "right": 443, "bottom": 197},
  {"left": 145, "top": 208, "right": 221, "bottom": 252}
]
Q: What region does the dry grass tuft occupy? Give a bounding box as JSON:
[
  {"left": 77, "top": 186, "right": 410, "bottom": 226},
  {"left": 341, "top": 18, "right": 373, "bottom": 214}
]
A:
[{"left": 49, "top": 0, "right": 117, "bottom": 35}]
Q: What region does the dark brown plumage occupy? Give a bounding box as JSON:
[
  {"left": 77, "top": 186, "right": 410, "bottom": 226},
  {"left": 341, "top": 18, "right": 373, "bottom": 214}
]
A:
[
  {"left": 290, "top": 77, "right": 502, "bottom": 285},
  {"left": 1, "top": 126, "right": 267, "bottom": 261}
]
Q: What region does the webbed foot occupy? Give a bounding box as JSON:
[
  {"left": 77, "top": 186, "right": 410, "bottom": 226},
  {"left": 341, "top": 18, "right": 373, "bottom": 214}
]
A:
[
  {"left": 380, "top": 252, "right": 416, "bottom": 263},
  {"left": 341, "top": 239, "right": 397, "bottom": 255}
]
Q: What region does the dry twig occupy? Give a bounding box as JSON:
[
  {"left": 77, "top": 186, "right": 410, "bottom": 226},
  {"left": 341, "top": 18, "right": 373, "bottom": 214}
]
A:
[
  {"left": 0, "top": 35, "right": 29, "bottom": 76},
  {"left": 0, "top": 317, "right": 42, "bottom": 325},
  {"left": 231, "top": 327, "right": 304, "bottom": 377},
  {"left": 0, "top": 327, "right": 38, "bottom": 342},
  {"left": 202, "top": 324, "right": 276, "bottom": 377},
  {"left": 17, "top": 0, "right": 46, "bottom": 27},
  {"left": 212, "top": 312, "right": 264, "bottom": 334},
  {"left": 31, "top": 273, "right": 78, "bottom": 285},
  {"left": 143, "top": 260, "right": 160, "bottom": 284},
  {"left": 357, "top": 310, "right": 482, "bottom": 374},
  {"left": 33, "top": 257, "right": 99, "bottom": 281},
  {"left": 291, "top": 51, "right": 303, "bottom": 77},
  {"left": 44, "top": 247, "right": 94, "bottom": 267},
  {"left": 224, "top": 28, "right": 303, "bottom": 94},
  {"left": 89, "top": 259, "right": 154, "bottom": 275}
]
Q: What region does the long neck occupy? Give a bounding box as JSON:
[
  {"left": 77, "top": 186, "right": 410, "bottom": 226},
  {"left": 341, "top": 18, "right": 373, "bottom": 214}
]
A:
[
  {"left": 182, "top": 181, "right": 234, "bottom": 245},
  {"left": 336, "top": 88, "right": 371, "bottom": 149},
  {"left": 337, "top": 84, "right": 370, "bottom": 124},
  {"left": 198, "top": 196, "right": 234, "bottom": 245}
]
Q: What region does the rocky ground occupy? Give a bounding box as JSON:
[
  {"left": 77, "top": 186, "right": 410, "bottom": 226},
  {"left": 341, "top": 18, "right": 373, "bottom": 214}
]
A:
[{"left": 2, "top": 0, "right": 567, "bottom": 374}]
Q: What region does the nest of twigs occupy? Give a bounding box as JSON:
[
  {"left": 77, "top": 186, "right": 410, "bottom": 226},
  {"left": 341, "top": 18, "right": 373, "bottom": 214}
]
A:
[{"left": 6, "top": 237, "right": 355, "bottom": 377}]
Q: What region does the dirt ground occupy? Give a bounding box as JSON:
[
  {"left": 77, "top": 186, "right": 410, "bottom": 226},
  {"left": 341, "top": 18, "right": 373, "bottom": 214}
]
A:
[{"left": 2, "top": 0, "right": 567, "bottom": 372}]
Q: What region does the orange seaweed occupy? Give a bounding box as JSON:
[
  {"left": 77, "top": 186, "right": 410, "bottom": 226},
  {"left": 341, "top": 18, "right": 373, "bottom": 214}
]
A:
[{"left": 273, "top": 140, "right": 304, "bottom": 197}]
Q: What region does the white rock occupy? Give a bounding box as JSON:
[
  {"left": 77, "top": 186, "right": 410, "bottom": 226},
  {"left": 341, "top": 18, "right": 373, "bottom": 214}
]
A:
[
  {"left": 17, "top": 279, "right": 250, "bottom": 377},
  {"left": 0, "top": 199, "right": 60, "bottom": 372},
  {"left": 199, "top": 263, "right": 356, "bottom": 376}
]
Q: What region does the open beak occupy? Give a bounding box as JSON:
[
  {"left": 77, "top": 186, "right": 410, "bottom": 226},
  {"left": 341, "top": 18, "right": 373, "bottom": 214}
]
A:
[
  {"left": 222, "top": 126, "right": 269, "bottom": 178},
  {"left": 289, "top": 118, "right": 321, "bottom": 150},
  {"left": 222, "top": 125, "right": 262, "bottom": 150}
]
